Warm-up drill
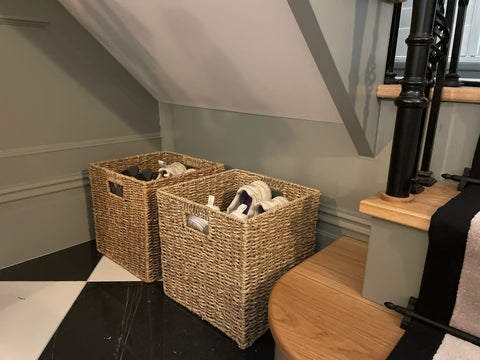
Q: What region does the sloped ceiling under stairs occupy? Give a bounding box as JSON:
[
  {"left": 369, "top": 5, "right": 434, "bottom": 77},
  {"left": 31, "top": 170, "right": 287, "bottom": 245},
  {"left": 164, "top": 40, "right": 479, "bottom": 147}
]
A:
[{"left": 58, "top": 0, "right": 378, "bottom": 156}]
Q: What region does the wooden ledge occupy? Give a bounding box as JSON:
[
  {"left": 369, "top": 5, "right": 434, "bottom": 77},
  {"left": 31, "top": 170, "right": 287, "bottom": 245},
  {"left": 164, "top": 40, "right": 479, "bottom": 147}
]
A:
[
  {"left": 377, "top": 84, "right": 480, "bottom": 104},
  {"left": 268, "top": 237, "right": 404, "bottom": 360},
  {"left": 359, "top": 183, "right": 459, "bottom": 231}
]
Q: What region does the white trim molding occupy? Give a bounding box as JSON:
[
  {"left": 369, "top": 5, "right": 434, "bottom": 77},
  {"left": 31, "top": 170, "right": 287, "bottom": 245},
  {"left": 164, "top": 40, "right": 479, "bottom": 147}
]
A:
[
  {"left": 0, "top": 132, "right": 161, "bottom": 203},
  {"left": 316, "top": 204, "right": 371, "bottom": 247},
  {"left": 0, "top": 17, "right": 49, "bottom": 27},
  {"left": 318, "top": 204, "right": 371, "bottom": 237},
  {"left": 0, "top": 133, "right": 161, "bottom": 159},
  {"left": 0, "top": 173, "right": 90, "bottom": 204}
]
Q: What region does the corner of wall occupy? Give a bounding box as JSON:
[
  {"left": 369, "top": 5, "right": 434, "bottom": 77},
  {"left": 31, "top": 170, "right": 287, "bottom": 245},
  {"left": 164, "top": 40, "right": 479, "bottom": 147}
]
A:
[
  {"left": 316, "top": 204, "right": 371, "bottom": 250},
  {"left": 159, "top": 102, "right": 175, "bottom": 152}
]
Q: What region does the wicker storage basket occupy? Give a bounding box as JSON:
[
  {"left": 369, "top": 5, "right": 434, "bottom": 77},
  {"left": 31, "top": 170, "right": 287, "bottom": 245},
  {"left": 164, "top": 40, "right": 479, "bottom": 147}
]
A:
[
  {"left": 157, "top": 169, "right": 320, "bottom": 348},
  {"left": 89, "top": 151, "right": 224, "bottom": 282}
]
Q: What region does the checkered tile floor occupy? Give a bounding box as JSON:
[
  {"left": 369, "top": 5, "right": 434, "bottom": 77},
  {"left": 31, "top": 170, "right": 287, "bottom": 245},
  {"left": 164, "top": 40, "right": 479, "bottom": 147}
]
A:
[{"left": 0, "top": 241, "right": 274, "bottom": 360}]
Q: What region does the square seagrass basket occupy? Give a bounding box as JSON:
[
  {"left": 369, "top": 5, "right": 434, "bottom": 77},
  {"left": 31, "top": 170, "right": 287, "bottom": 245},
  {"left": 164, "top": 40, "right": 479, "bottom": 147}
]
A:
[
  {"left": 88, "top": 151, "right": 224, "bottom": 282},
  {"left": 156, "top": 169, "right": 320, "bottom": 349}
]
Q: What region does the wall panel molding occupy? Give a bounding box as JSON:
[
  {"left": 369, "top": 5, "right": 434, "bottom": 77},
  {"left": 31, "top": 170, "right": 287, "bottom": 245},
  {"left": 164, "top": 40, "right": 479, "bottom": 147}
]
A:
[
  {"left": 0, "top": 132, "right": 161, "bottom": 159},
  {"left": 0, "top": 17, "right": 49, "bottom": 27},
  {"left": 0, "top": 172, "right": 89, "bottom": 204},
  {"left": 316, "top": 204, "right": 371, "bottom": 248},
  {"left": 318, "top": 204, "right": 371, "bottom": 237}
]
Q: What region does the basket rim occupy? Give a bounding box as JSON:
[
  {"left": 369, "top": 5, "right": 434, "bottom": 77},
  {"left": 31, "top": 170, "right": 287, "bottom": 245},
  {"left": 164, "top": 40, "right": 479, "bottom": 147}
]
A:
[
  {"left": 156, "top": 169, "right": 321, "bottom": 224},
  {"left": 89, "top": 150, "right": 223, "bottom": 167},
  {"left": 88, "top": 151, "right": 224, "bottom": 187}
]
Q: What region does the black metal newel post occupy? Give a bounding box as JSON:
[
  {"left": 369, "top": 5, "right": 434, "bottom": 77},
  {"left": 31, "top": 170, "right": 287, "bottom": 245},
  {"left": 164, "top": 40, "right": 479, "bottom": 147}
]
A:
[
  {"left": 385, "top": 0, "right": 438, "bottom": 198},
  {"left": 445, "top": 0, "right": 469, "bottom": 87},
  {"left": 385, "top": 2, "right": 404, "bottom": 84}
]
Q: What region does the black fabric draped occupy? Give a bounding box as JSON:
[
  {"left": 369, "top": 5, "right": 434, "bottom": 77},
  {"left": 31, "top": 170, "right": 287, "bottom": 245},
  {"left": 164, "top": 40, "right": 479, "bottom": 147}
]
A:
[{"left": 388, "top": 136, "right": 480, "bottom": 359}]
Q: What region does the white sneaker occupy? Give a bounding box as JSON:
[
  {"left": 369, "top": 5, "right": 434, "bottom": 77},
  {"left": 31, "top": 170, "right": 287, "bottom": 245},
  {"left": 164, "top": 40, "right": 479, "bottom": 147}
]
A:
[
  {"left": 230, "top": 204, "right": 248, "bottom": 220},
  {"left": 186, "top": 215, "right": 209, "bottom": 234},
  {"left": 206, "top": 195, "right": 220, "bottom": 211},
  {"left": 157, "top": 161, "right": 187, "bottom": 178},
  {"left": 186, "top": 195, "right": 218, "bottom": 234},
  {"left": 227, "top": 180, "right": 271, "bottom": 219},
  {"left": 253, "top": 196, "right": 289, "bottom": 216}
]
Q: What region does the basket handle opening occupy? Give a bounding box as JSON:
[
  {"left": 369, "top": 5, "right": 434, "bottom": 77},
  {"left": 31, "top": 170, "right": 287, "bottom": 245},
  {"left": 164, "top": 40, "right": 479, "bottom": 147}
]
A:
[
  {"left": 185, "top": 213, "right": 210, "bottom": 235},
  {"left": 105, "top": 172, "right": 128, "bottom": 200},
  {"left": 180, "top": 201, "right": 216, "bottom": 240},
  {"left": 109, "top": 181, "right": 124, "bottom": 197}
]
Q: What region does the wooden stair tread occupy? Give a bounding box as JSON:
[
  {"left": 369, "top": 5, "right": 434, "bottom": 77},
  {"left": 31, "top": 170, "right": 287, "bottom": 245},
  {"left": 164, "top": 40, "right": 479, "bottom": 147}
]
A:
[
  {"left": 359, "top": 183, "right": 459, "bottom": 231},
  {"left": 269, "top": 237, "right": 404, "bottom": 360}
]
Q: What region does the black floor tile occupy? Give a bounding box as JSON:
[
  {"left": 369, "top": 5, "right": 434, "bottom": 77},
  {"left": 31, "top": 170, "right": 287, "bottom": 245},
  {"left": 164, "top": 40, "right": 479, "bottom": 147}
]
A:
[
  {"left": 0, "top": 240, "right": 101, "bottom": 281},
  {"left": 39, "top": 282, "right": 275, "bottom": 360}
]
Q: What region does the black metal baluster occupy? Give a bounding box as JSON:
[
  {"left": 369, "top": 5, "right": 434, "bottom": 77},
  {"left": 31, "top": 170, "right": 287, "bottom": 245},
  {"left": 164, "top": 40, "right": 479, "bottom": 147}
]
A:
[
  {"left": 420, "top": 0, "right": 456, "bottom": 176},
  {"left": 385, "top": 2, "right": 404, "bottom": 84},
  {"left": 411, "top": 1, "right": 447, "bottom": 193},
  {"left": 445, "top": 0, "right": 469, "bottom": 87},
  {"left": 386, "top": 0, "right": 438, "bottom": 198},
  {"left": 410, "top": 86, "right": 433, "bottom": 194}
]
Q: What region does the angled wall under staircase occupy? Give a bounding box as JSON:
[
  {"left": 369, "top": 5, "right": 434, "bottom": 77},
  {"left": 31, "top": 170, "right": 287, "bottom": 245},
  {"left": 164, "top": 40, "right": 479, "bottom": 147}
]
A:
[{"left": 58, "top": 0, "right": 384, "bottom": 156}]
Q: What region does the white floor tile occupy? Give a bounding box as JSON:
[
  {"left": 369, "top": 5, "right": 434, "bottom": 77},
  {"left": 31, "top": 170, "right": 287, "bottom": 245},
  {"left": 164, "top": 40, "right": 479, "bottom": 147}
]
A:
[
  {"left": 0, "top": 281, "right": 85, "bottom": 360},
  {"left": 87, "top": 257, "right": 141, "bottom": 282}
]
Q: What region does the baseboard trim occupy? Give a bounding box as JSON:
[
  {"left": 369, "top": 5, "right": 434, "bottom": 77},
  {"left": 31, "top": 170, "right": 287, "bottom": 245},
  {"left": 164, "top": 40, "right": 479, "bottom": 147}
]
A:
[
  {"left": 0, "top": 133, "right": 161, "bottom": 159},
  {"left": 317, "top": 204, "right": 371, "bottom": 243},
  {"left": 0, "top": 173, "right": 89, "bottom": 204}
]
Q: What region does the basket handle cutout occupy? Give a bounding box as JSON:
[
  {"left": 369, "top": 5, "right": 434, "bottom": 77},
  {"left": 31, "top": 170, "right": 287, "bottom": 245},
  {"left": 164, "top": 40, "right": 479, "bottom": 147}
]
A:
[
  {"left": 109, "top": 181, "right": 123, "bottom": 197},
  {"left": 181, "top": 201, "right": 214, "bottom": 239}
]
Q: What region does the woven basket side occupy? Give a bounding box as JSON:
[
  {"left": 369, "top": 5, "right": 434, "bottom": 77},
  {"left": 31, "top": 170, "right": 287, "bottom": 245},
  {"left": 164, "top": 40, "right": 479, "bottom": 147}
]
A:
[
  {"left": 101, "top": 169, "right": 152, "bottom": 280},
  {"left": 158, "top": 194, "right": 248, "bottom": 342},
  {"left": 158, "top": 169, "right": 320, "bottom": 348},
  {"left": 89, "top": 151, "right": 224, "bottom": 283},
  {"left": 240, "top": 192, "right": 319, "bottom": 347},
  {"left": 89, "top": 164, "right": 108, "bottom": 254}
]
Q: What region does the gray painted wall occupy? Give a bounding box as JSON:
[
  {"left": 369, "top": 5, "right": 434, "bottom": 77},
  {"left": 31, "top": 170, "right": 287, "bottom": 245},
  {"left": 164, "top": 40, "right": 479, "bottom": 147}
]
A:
[
  {"left": 2, "top": 0, "right": 479, "bottom": 268},
  {"left": 159, "top": 0, "right": 480, "bottom": 249},
  {"left": 0, "top": 0, "right": 160, "bottom": 269},
  {"left": 310, "top": 0, "right": 392, "bottom": 154},
  {"left": 160, "top": 102, "right": 389, "bottom": 248},
  {"left": 161, "top": 94, "right": 480, "bottom": 249}
]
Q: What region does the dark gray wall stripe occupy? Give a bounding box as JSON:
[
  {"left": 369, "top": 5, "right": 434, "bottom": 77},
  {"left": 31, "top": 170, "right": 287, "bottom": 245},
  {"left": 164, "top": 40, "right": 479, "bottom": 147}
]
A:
[{"left": 287, "top": 0, "right": 374, "bottom": 157}]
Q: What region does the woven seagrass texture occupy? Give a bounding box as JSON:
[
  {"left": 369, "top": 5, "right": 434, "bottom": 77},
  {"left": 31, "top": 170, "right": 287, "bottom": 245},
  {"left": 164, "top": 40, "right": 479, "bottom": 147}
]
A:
[
  {"left": 157, "top": 170, "right": 320, "bottom": 348},
  {"left": 88, "top": 151, "right": 224, "bottom": 282}
]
